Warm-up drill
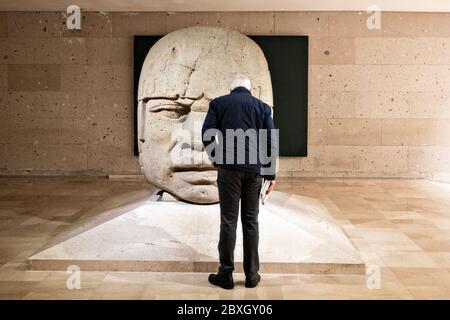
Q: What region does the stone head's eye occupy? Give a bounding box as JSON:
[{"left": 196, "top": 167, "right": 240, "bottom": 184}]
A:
[
  {"left": 144, "top": 97, "right": 196, "bottom": 121},
  {"left": 149, "top": 103, "right": 190, "bottom": 120},
  {"left": 156, "top": 108, "right": 190, "bottom": 120}
]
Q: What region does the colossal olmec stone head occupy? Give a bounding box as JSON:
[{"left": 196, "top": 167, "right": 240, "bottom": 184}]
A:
[{"left": 137, "top": 26, "right": 273, "bottom": 204}]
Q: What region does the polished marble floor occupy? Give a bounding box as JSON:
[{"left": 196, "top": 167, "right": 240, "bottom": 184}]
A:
[{"left": 1, "top": 177, "right": 450, "bottom": 299}]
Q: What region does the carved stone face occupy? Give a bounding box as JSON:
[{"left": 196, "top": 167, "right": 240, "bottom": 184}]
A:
[{"left": 137, "top": 26, "right": 272, "bottom": 204}]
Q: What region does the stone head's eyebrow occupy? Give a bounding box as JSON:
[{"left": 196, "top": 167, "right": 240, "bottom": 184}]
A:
[
  {"left": 143, "top": 98, "right": 197, "bottom": 112},
  {"left": 141, "top": 95, "right": 179, "bottom": 103},
  {"left": 141, "top": 93, "right": 204, "bottom": 104}
]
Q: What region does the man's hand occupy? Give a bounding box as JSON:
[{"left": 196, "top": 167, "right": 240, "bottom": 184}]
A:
[{"left": 266, "top": 180, "right": 276, "bottom": 194}]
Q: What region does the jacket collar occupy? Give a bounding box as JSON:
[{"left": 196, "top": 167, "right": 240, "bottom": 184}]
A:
[{"left": 231, "top": 86, "right": 251, "bottom": 94}]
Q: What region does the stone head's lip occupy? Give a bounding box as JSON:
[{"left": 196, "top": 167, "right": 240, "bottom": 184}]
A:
[{"left": 175, "top": 170, "right": 217, "bottom": 185}]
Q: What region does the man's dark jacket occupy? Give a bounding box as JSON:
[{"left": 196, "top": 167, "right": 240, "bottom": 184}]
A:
[{"left": 201, "top": 86, "right": 276, "bottom": 180}]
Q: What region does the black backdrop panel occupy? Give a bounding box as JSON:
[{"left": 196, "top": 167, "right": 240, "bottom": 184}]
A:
[
  {"left": 133, "top": 36, "right": 161, "bottom": 156},
  {"left": 134, "top": 35, "right": 308, "bottom": 157},
  {"left": 250, "top": 36, "right": 308, "bottom": 157}
]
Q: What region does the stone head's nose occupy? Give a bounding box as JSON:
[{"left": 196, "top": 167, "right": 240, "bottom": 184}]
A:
[{"left": 180, "top": 111, "right": 207, "bottom": 152}]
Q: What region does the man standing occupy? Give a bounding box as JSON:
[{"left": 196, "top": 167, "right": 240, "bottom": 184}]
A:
[{"left": 202, "top": 74, "right": 277, "bottom": 289}]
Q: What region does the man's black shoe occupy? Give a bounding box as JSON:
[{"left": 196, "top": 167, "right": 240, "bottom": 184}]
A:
[
  {"left": 245, "top": 274, "right": 261, "bottom": 288},
  {"left": 208, "top": 272, "right": 234, "bottom": 289}
]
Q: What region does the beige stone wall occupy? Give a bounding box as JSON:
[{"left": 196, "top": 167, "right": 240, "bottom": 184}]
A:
[{"left": 0, "top": 11, "right": 450, "bottom": 178}]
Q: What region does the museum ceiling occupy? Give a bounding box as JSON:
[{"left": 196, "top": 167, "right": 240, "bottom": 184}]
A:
[{"left": 0, "top": 0, "right": 450, "bottom": 12}]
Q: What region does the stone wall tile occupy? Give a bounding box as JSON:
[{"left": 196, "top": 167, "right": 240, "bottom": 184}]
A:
[
  {"left": 14, "top": 144, "right": 87, "bottom": 172},
  {"left": 61, "top": 38, "right": 97, "bottom": 64},
  {"left": 87, "top": 91, "right": 132, "bottom": 119},
  {"left": 327, "top": 119, "right": 382, "bottom": 146},
  {"left": 0, "top": 92, "right": 7, "bottom": 115},
  {"left": 383, "top": 12, "right": 440, "bottom": 37},
  {"left": 61, "top": 12, "right": 112, "bottom": 38},
  {"left": 87, "top": 144, "right": 139, "bottom": 174},
  {"left": 96, "top": 38, "right": 132, "bottom": 65},
  {"left": 311, "top": 145, "right": 354, "bottom": 173},
  {"left": 246, "top": 12, "right": 274, "bottom": 35},
  {"left": 0, "top": 37, "right": 6, "bottom": 63},
  {"left": 308, "top": 65, "right": 330, "bottom": 91},
  {"left": 353, "top": 146, "right": 407, "bottom": 174},
  {"left": 308, "top": 118, "right": 328, "bottom": 145},
  {"left": 111, "top": 12, "right": 167, "bottom": 36},
  {"left": 278, "top": 157, "right": 301, "bottom": 172},
  {"left": 409, "top": 92, "right": 450, "bottom": 118},
  {"left": 356, "top": 38, "right": 450, "bottom": 65},
  {"left": 8, "top": 117, "right": 61, "bottom": 145},
  {"left": 328, "top": 65, "right": 383, "bottom": 92},
  {"left": 87, "top": 117, "right": 131, "bottom": 147},
  {"left": 0, "top": 12, "right": 7, "bottom": 36},
  {"left": 112, "top": 64, "right": 133, "bottom": 91},
  {"left": 436, "top": 66, "right": 450, "bottom": 92},
  {"left": 5, "top": 38, "right": 62, "bottom": 64},
  {"left": 436, "top": 13, "right": 450, "bottom": 37},
  {"left": 5, "top": 91, "right": 58, "bottom": 118},
  {"left": 0, "top": 118, "right": 12, "bottom": 143},
  {"left": 8, "top": 64, "right": 61, "bottom": 91},
  {"left": 219, "top": 12, "right": 249, "bottom": 33},
  {"left": 355, "top": 91, "right": 409, "bottom": 118},
  {"left": 4, "top": 91, "right": 87, "bottom": 119},
  {"left": 310, "top": 37, "right": 355, "bottom": 65},
  {"left": 329, "top": 11, "right": 382, "bottom": 37},
  {"left": 309, "top": 91, "right": 356, "bottom": 119},
  {"left": 167, "top": 12, "right": 221, "bottom": 33},
  {"left": 274, "top": 12, "right": 328, "bottom": 36},
  {"left": 58, "top": 91, "right": 88, "bottom": 118},
  {"left": 61, "top": 64, "right": 114, "bottom": 92},
  {"left": 382, "top": 119, "right": 450, "bottom": 146},
  {"left": 59, "top": 118, "right": 89, "bottom": 144},
  {"left": 408, "top": 146, "right": 450, "bottom": 175},
  {"left": 7, "top": 12, "right": 63, "bottom": 38},
  {"left": 382, "top": 65, "right": 437, "bottom": 92},
  {"left": 0, "top": 65, "right": 6, "bottom": 91}
]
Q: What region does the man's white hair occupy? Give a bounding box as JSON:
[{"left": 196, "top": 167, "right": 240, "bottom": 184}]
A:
[{"left": 230, "top": 74, "right": 252, "bottom": 91}]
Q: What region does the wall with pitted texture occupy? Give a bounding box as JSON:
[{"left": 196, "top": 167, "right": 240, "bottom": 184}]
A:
[{"left": 1, "top": 11, "right": 450, "bottom": 180}]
